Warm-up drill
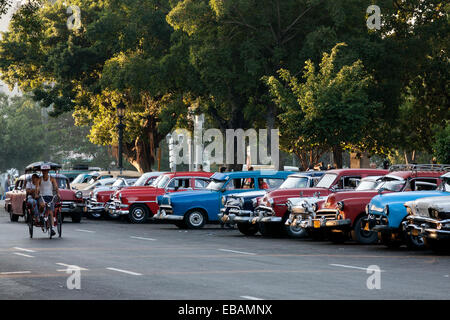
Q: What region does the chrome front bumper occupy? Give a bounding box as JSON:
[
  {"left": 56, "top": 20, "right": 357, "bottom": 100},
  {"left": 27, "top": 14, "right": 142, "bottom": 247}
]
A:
[
  {"left": 405, "top": 216, "right": 450, "bottom": 240},
  {"left": 154, "top": 207, "right": 184, "bottom": 221},
  {"left": 251, "top": 205, "right": 283, "bottom": 223},
  {"left": 85, "top": 198, "right": 106, "bottom": 212},
  {"left": 218, "top": 207, "right": 254, "bottom": 224},
  {"left": 107, "top": 201, "right": 129, "bottom": 216},
  {"left": 61, "top": 201, "right": 84, "bottom": 213}
]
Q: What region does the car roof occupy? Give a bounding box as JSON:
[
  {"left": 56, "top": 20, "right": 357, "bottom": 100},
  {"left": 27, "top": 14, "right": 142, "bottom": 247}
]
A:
[
  {"left": 288, "top": 171, "right": 325, "bottom": 178},
  {"left": 324, "top": 168, "right": 389, "bottom": 175},
  {"left": 162, "top": 171, "right": 213, "bottom": 178},
  {"left": 211, "top": 170, "right": 296, "bottom": 181},
  {"left": 387, "top": 171, "right": 445, "bottom": 179}
]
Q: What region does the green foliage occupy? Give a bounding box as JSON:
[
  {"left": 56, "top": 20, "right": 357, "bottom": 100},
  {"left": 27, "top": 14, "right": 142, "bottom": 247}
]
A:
[
  {"left": 432, "top": 122, "right": 450, "bottom": 164},
  {"left": 265, "top": 43, "right": 381, "bottom": 167}
]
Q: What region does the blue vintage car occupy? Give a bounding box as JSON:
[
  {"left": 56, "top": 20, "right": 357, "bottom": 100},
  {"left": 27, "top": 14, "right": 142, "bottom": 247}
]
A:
[
  {"left": 154, "top": 170, "right": 295, "bottom": 229},
  {"left": 365, "top": 179, "right": 450, "bottom": 248}
]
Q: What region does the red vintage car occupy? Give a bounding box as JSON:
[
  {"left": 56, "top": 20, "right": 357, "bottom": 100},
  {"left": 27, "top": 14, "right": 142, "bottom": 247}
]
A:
[
  {"left": 5, "top": 173, "right": 85, "bottom": 223},
  {"left": 311, "top": 168, "right": 444, "bottom": 244},
  {"left": 108, "top": 171, "right": 214, "bottom": 223},
  {"left": 85, "top": 172, "right": 166, "bottom": 219},
  {"left": 254, "top": 168, "right": 389, "bottom": 236}
]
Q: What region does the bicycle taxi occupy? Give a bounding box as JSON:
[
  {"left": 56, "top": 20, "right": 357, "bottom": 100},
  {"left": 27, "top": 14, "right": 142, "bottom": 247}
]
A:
[{"left": 24, "top": 162, "right": 63, "bottom": 239}]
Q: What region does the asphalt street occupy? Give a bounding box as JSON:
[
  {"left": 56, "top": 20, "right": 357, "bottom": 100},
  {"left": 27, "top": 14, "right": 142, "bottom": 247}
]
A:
[{"left": 0, "top": 200, "right": 449, "bottom": 300}]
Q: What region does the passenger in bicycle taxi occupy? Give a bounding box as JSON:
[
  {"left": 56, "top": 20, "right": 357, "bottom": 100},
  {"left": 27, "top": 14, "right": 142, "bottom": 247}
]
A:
[
  {"left": 37, "top": 169, "right": 61, "bottom": 236},
  {"left": 25, "top": 174, "right": 40, "bottom": 220}
]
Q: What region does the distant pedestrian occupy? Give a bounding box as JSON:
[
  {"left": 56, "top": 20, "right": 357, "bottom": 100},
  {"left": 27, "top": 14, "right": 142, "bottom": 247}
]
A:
[
  {"left": 3, "top": 175, "right": 10, "bottom": 200},
  {"left": 198, "top": 164, "right": 204, "bottom": 172}
]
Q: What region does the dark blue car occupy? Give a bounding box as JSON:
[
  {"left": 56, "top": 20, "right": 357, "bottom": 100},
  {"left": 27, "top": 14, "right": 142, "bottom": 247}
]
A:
[{"left": 155, "top": 171, "right": 295, "bottom": 229}]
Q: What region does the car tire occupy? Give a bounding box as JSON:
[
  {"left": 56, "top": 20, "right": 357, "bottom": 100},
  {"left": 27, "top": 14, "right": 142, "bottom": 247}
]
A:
[
  {"left": 237, "top": 223, "right": 259, "bottom": 236},
  {"left": 184, "top": 210, "right": 206, "bottom": 229},
  {"left": 353, "top": 216, "right": 378, "bottom": 244},
  {"left": 405, "top": 232, "right": 425, "bottom": 250},
  {"left": 282, "top": 216, "right": 308, "bottom": 238},
  {"left": 128, "top": 205, "right": 149, "bottom": 224},
  {"left": 71, "top": 212, "right": 82, "bottom": 223}
]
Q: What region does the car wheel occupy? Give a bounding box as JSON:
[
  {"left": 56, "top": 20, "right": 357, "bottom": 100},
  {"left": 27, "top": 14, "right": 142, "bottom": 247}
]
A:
[
  {"left": 184, "top": 210, "right": 206, "bottom": 229},
  {"left": 128, "top": 205, "right": 149, "bottom": 224},
  {"left": 353, "top": 217, "right": 378, "bottom": 244},
  {"left": 405, "top": 232, "right": 425, "bottom": 250},
  {"left": 237, "top": 223, "right": 259, "bottom": 236},
  {"left": 71, "top": 211, "right": 82, "bottom": 223}
]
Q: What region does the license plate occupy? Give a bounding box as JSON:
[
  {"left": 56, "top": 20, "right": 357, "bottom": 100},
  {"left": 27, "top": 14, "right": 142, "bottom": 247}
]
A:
[
  {"left": 291, "top": 219, "right": 297, "bottom": 227},
  {"left": 412, "top": 229, "right": 419, "bottom": 236},
  {"left": 364, "top": 223, "right": 369, "bottom": 231},
  {"left": 314, "top": 220, "right": 320, "bottom": 228}
]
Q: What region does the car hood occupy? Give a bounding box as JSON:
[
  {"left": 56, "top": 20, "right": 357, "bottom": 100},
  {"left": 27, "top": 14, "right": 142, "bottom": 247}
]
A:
[
  {"left": 370, "top": 190, "right": 448, "bottom": 208},
  {"left": 227, "top": 190, "right": 267, "bottom": 200}
]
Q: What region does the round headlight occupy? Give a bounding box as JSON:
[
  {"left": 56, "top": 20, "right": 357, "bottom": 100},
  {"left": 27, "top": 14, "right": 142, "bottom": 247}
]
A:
[
  {"left": 383, "top": 205, "right": 389, "bottom": 216},
  {"left": 75, "top": 191, "right": 83, "bottom": 199},
  {"left": 365, "top": 204, "right": 369, "bottom": 214},
  {"left": 268, "top": 198, "right": 274, "bottom": 206},
  {"left": 430, "top": 209, "right": 439, "bottom": 219},
  {"left": 221, "top": 196, "right": 226, "bottom": 205},
  {"left": 337, "top": 201, "right": 344, "bottom": 211}
]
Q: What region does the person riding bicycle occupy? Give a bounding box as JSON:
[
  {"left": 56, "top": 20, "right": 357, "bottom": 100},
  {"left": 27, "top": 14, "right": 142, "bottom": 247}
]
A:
[
  {"left": 25, "top": 174, "right": 41, "bottom": 220},
  {"left": 37, "top": 169, "right": 61, "bottom": 236}
]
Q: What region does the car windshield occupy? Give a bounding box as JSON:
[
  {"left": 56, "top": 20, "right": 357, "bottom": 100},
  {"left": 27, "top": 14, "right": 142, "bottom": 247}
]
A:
[
  {"left": 316, "top": 173, "right": 337, "bottom": 189},
  {"left": 56, "top": 178, "right": 69, "bottom": 189},
  {"left": 376, "top": 179, "right": 405, "bottom": 192},
  {"left": 440, "top": 178, "right": 450, "bottom": 192},
  {"left": 279, "top": 176, "right": 309, "bottom": 189},
  {"left": 112, "top": 179, "right": 125, "bottom": 187},
  {"left": 72, "top": 174, "right": 89, "bottom": 184},
  {"left": 135, "top": 174, "right": 151, "bottom": 186},
  {"left": 156, "top": 175, "right": 171, "bottom": 188},
  {"left": 206, "top": 179, "right": 226, "bottom": 191},
  {"left": 356, "top": 180, "right": 379, "bottom": 191}
]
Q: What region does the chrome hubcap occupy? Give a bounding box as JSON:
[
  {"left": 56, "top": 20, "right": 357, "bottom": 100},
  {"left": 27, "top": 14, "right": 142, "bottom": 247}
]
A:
[
  {"left": 133, "top": 208, "right": 144, "bottom": 220},
  {"left": 189, "top": 212, "right": 203, "bottom": 227}
]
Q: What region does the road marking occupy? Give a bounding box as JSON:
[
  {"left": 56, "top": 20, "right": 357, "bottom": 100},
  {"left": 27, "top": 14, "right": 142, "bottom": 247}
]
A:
[
  {"left": 13, "top": 247, "right": 35, "bottom": 253},
  {"left": 130, "top": 236, "right": 156, "bottom": 241},
  {"left": 106, "top": 267, "right": 142, "bottom": 276},
  {"left": 56, "top": 263, "right": 88, "bottom": 271},
  {"left": 241, "top": 296, "right": 263, "bottom": 300},
  {"left": 330, "top": 264, "right": 385, "bottom": 272},
  {"left": 0, "top": 271, "right": 31, "bottom": 275},
  {"left": 218, "top": 249, "right": 256, "bottom": 256},
  {"left": 13, "top": 252, "right": 34, "bottom": 258},
  {"left": 76, "top": 229, "right": 95, "bottom": 233}
]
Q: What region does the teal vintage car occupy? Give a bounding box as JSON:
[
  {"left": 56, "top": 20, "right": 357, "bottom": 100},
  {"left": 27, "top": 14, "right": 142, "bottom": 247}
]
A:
[
  {"left": 364, "top": 171, "right": 450, "bottom": 248},
  {"left": 154, "top": 171, "right": 295, "bottom": 229}
]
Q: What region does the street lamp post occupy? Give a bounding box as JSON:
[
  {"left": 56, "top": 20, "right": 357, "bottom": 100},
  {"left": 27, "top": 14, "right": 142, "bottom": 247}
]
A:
[{"left": 116, "top": 101, "right": 126, "bottom": 174}]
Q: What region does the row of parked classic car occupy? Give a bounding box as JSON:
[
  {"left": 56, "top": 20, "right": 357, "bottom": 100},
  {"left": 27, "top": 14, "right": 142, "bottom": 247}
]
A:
[{"left": 5, "top": 164, "right": 450, "bottom": 252}]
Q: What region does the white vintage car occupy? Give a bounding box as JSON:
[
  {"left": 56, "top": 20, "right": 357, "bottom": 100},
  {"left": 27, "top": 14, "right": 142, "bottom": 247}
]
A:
[
  {"left": 285, "top": 195, "right": 327, "bottom": 229},
  {"left": 405, "top": 173, "right": 450, "bottom": 252}
]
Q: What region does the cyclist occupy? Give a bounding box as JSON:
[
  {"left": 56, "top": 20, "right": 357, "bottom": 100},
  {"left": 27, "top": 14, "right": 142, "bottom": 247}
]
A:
[
  {"left": 37, "top": 169, "right": 61, "bottom": 236},
  {"left": 25, "top": 174, "right": 40, "bottom": 221}
]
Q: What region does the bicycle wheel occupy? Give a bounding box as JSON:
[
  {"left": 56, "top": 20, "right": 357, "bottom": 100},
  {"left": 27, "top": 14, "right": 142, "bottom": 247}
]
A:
[
  {"left": 28, "top": 212, "right": 33, "bottom": 239},
  {"left": 57, "top": 211, "right": 62, "bottom": 238}
]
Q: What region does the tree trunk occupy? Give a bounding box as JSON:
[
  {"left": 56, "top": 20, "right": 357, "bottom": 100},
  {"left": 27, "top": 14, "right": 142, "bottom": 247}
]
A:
[{"left": 332, "top": 145, "right": 343, "bottom": 169}]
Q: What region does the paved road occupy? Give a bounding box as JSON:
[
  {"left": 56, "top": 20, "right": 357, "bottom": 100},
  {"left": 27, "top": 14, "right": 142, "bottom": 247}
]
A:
[{"left": 0, "top": 203, "right": 449, "bottom": 300}]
